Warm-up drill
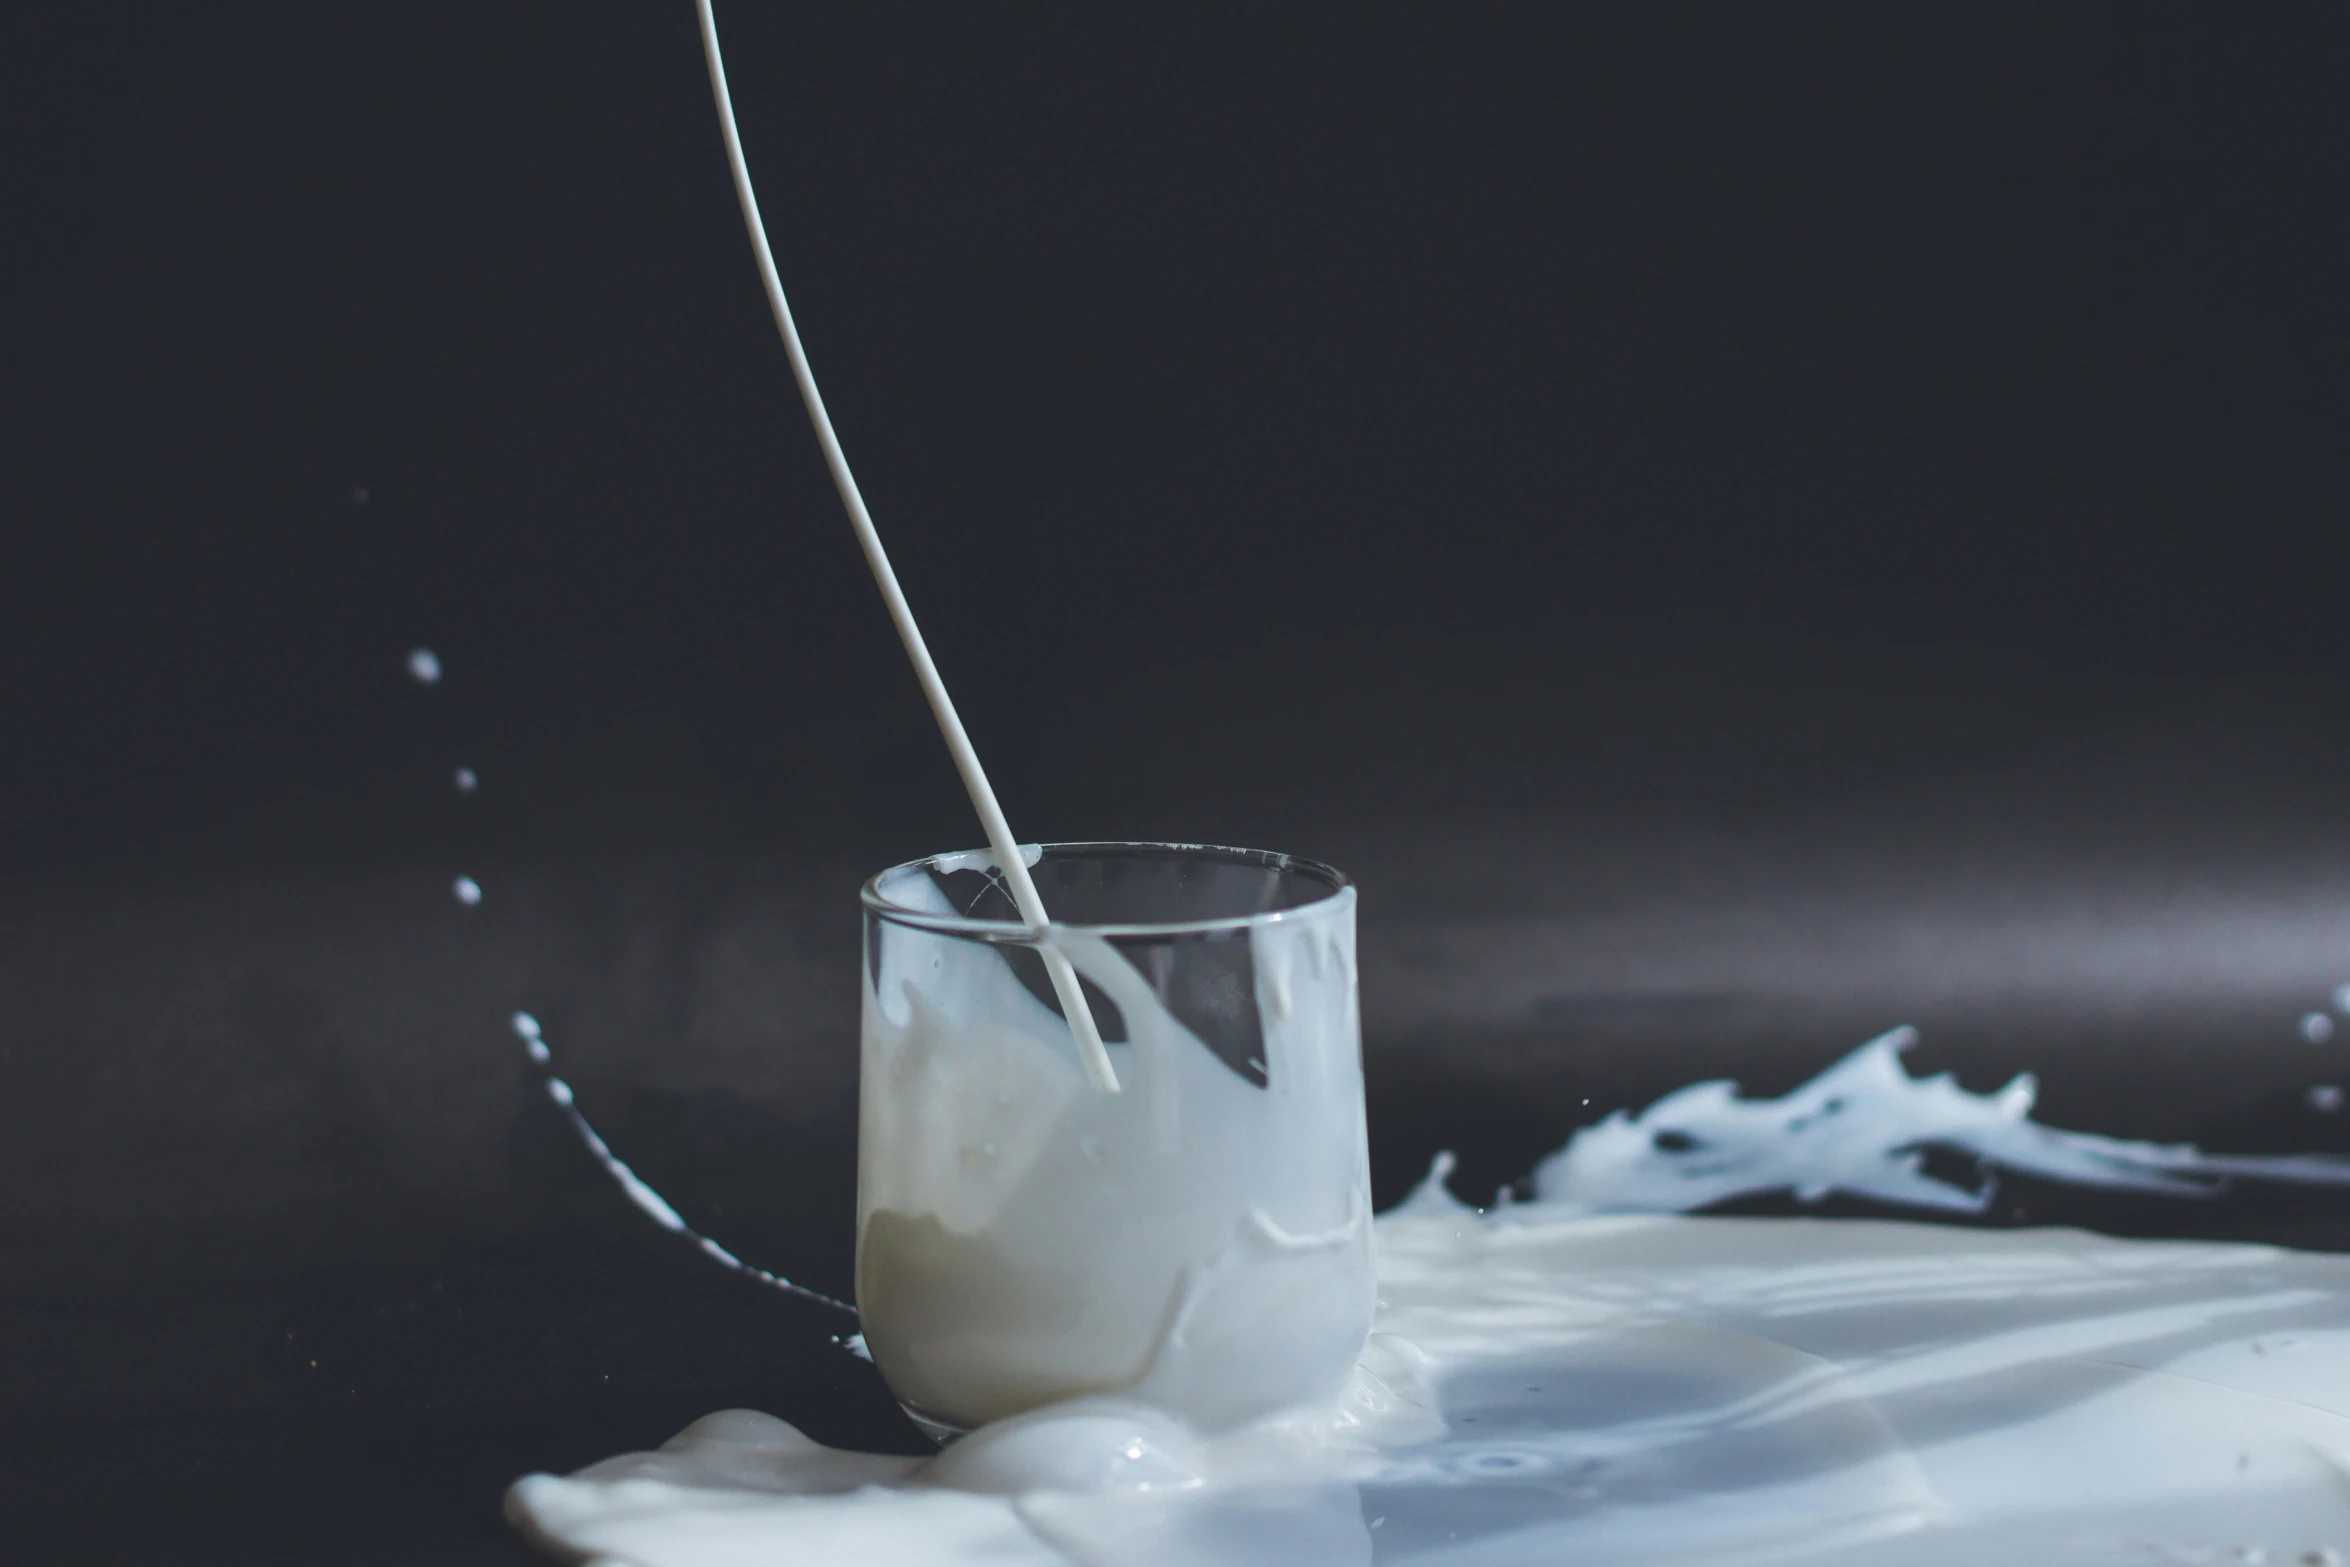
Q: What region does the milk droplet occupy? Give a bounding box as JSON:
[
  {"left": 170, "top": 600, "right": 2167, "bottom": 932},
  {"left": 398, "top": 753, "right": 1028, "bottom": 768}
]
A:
[
  {"left": 2301, "top": 1012, "right": 2335, "bottom": 1044},
  {"left": 511, "top": 1011, "right": 550, "bottom": 1062},
  {"left": 2309, "top": 1084, "right": 2345, "bottom": 1113},
  {"left": 453, "top": 876, "right": 483, "bottom": 906},
  {"left": 454, "top": 767, "right": 478, "bottom": 793},
  {"left": 407, "top": 647, "right": 443, "bottom": 685}
]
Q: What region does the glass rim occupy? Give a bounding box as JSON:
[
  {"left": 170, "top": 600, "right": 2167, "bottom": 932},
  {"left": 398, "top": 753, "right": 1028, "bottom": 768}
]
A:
[{"left": 860, "top": 840, "right": 1353, "bottom": 940}]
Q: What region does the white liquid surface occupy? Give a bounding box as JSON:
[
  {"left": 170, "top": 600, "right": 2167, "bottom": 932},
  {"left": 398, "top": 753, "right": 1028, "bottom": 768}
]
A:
[{"left": 509, "top": 1026, "right": 2350, "bottom": 1566}]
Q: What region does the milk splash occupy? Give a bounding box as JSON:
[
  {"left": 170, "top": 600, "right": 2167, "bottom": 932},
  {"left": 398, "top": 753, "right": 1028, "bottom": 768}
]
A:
[
  {"left": 411, "top": 641, "right": 2350, "bottom": 1561},
  {"left": 510, "top": 1011, "right": 855, "bottom": 1319},
  {"left": 394, "top": 642, "right": 851, "bottom": 1324},
  {"left": 507, "top": 1021, "right": 2350, "bottom": 1565},
  {"left": 524, "top": 1019, "right": 2350, "bottom": 1300},
  {"left": 510, "top": 1211, "right": 2350, "bottom": 1567},
  {"left": 1511, "top": 1024, "right": 2350, "bottom": 1218}
]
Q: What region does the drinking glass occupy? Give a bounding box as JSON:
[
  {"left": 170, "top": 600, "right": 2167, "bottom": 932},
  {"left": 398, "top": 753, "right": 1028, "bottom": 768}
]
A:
[{"left": 857, "top": 842, "right": 1373, "bottom": 1439}]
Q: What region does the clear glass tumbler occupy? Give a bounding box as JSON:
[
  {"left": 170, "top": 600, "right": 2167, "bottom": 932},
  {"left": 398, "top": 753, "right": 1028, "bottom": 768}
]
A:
[{"left": 857, "top": 842, "right": 1373, "bottom": 1440}]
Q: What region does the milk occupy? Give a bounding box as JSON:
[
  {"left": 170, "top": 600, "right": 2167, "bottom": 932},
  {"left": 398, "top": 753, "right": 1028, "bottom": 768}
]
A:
[
  {"left": 510, "top": 1210, "right": 2350, "bottom": 1566},
  {"left": 509, "top": 1013, "right": 2350, "bottom": 1563},
  {"left": 504, "top": 8, "right": 2350, "bottom": 1554},
  {"left": 855, "top": 847, "right": 1375, "bottom": 1434}
]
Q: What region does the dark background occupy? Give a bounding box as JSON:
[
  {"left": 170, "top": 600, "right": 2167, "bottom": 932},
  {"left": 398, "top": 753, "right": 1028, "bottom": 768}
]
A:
[{"left": 7, "top": 3, "right": 2350, "bottom": 1560}]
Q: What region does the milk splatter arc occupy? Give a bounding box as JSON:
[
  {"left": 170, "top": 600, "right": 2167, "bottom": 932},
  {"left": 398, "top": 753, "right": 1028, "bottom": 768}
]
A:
[{"left": 509, "top": 1011, "right": 854, "bottom": 1318}]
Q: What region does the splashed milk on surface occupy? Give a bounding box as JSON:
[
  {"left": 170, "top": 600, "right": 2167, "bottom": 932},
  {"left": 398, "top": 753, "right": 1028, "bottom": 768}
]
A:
[
  {"left": 510, "top": 1213, "right": 2350, "bottom": 1565},
  {"left": 509, "top": 1023, "right": 2350, "bottom": 1565}
]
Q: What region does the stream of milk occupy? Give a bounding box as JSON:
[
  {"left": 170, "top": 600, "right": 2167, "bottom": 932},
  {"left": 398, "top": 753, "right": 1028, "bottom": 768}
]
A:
[{"left": 508, "top": 1014, "right": 2350, "bottom": 1566}]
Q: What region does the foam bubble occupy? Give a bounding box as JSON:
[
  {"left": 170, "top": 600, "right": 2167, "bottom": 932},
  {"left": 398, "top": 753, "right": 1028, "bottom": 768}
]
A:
[
  {"left": 453, "top": 876, "right": 482, "bottom": 906},
  {"left": 2302, "top": 1012, "right": 2336, "bottom": 1044},
  {"left": 406, "top": 648, "right": 442, "bottom": 685},
  {"left": 454, "top": 767, "right": 478, "bottom": 793}
]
